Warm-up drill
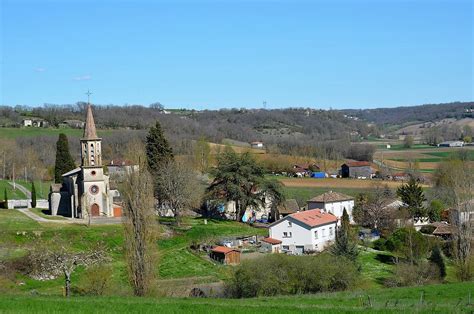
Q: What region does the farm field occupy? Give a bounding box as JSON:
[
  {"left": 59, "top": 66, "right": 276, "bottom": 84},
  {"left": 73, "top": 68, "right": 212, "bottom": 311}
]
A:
[
  {"left": 0, "top": 281, "right": 472, "bottom": 313},
  {"left": 277, "top": 177, "right": 415, "bottom": 189},
  {"left": 374, "top": 146, "right": 474, "bottom": 173}
]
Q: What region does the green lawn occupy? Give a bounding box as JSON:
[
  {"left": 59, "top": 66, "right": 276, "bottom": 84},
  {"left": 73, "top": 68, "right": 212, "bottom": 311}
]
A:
[
  {"left": 0, "top": 281, "right": 472, "bottom": 313},
  {"left": 14, "top": 180, "right": 52, "bottom": 199},
  {"left": 0, "top": 181, "right": 26, "bottom": 200},
  {"left": 158, "top": 218, "right": 267, "bottom": 279}
]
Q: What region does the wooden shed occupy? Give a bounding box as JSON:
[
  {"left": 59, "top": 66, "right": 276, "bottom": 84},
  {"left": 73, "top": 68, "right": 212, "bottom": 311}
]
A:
[{"left": 210, "top": 246, "right": 241, "bottom": 265}]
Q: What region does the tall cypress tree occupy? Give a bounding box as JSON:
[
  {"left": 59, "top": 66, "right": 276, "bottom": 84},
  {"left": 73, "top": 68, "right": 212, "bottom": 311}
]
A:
[
  {"left": 429, "top": 246, "right": 446, "bottom": 279},
  {"left": 54, "top": 133, "right": 76, "bottom": 183},
  {"left": 145, "top": 121, "right": 173, "bottom": 173},
  {"left": 31, "top": 181, "right": 37, "bottom": 208},
  {"left": 331, "top": 209, "right": 358, "bottom": 261}
]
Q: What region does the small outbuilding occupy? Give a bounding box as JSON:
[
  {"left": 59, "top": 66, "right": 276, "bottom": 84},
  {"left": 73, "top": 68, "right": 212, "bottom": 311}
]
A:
[
  {"left": 260, "top": 237, "right": 282, "bottom": 253},
  {"left": 210, "top": 246, "right": 241, "bottom": 265}
]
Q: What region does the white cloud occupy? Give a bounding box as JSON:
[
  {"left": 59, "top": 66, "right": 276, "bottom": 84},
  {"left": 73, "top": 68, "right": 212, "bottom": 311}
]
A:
[
  {"left": 73, "top": 75, "right": 92, "bottom": 81},
  {"left": 35, "top": 67, "right": 46, "bottom": 72}
]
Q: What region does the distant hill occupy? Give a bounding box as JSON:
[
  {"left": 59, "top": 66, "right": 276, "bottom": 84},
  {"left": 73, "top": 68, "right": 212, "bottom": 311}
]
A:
[{"left": 341, "top": 102, "right": 473, "bottom": 125}]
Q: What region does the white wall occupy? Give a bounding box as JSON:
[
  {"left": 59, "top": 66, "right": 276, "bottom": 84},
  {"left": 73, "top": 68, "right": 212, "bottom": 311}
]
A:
[{"left": 269, "top": 217, "right": 336, "bottom": 253}]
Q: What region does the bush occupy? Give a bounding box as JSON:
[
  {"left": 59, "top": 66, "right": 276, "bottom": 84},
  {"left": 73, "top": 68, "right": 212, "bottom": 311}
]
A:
[
  {"left": 372, "top": 238, "right": 387, "bottom": 251},
  {"left": 225, "top": 253, "right": 358, "bottom": 298},
  {"left": 76, "top": 265, "right": 112, "bottom": 296},
  {"left": 385, "top": 261, "right": 440, "bottom": 287},
  {"left": 385, "top": 228, "right": 431, "bottom": 263}
]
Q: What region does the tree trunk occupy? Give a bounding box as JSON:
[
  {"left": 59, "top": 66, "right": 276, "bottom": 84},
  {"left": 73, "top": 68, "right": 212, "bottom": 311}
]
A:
[{"left": 64, "top": 271, "right": 71, "bottom": 297}]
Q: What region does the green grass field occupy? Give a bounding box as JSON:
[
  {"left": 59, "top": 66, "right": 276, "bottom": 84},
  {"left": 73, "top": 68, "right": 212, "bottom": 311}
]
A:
[
  {"left": 0, "top": 180, "right": 52, "bottom": 200},
  {"left": 0, "top": 181, "right": 27, "bottom": 200},
  {"left": 0, "top": 281, "right": 472, "bottom": 313},
  {"left": 0, "top": 127, "right": 114, "bottom": 139}
]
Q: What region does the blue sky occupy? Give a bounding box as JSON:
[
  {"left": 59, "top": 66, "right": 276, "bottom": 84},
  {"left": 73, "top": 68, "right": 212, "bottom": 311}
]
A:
[{"left": 1, "top": 0, "right": 472, "bottom": 109}]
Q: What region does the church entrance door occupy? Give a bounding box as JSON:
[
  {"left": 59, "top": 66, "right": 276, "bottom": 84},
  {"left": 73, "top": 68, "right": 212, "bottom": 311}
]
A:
[{"left": 91, "top": 203, "right": 100, "bottom": 216}]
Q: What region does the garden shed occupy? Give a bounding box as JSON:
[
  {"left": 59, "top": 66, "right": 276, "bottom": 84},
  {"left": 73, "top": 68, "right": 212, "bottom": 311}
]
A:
[{"left": 210, "top": 246, "right": 241, "bottom": 265}]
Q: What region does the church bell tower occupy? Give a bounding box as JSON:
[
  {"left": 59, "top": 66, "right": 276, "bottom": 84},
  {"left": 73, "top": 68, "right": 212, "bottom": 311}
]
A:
[{"left": 81, "top": 104, "right": 102, "bottom": 167}]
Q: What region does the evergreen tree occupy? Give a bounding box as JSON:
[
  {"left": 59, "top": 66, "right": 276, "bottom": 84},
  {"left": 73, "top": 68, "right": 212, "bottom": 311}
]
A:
[
  {"left": 429, "top": 246, "right": 446, "bottom": 279},
  {"left": 3, "top": 188, "right": 8, "bottom": 209},
  {"left": 54, "top": 134, "right": 76, "bottom": 183},
  {"left": 207, "top": 149, "right": 281, "bottom": 222},
  {"left": 31, "top": 181, "right": 37, "bottom": 208},
  {"left": 145, "top": 121, "right": 174, "bottom": 174},
  {"left": 397, "top": 176, "right": 427, "bottom": 221},
  {"left": 331, "top": 209, "right": 358, "bottom": 261}
]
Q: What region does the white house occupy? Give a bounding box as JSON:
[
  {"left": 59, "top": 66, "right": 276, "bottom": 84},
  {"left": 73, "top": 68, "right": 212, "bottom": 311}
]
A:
[
  {"left": 268, "top": 209, "right": 337, "bottom": 254},
  {"left": 307, "top": 191, "right": 354, "bottom": 223}
]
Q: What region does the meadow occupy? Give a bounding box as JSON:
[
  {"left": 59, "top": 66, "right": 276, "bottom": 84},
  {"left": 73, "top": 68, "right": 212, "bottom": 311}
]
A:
[
  {"left": 0, "top": 281, "right": 472, "bottom": 313},
  {"left": 0, "top": 127, "right": 114, "bottom": 139}
]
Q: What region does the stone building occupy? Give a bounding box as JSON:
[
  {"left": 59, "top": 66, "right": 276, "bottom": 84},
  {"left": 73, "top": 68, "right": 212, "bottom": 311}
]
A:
[{"left": 49, "top": 104, "right": 120, "bottom": 218}]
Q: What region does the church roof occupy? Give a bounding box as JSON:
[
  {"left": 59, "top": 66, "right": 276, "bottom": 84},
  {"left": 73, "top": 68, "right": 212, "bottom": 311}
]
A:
[
  {"left": 62, "top": 167, "right": 81, "bottom": 177},
  {"left": 83, "top": 104, "right": 99, "bottom": 139}
]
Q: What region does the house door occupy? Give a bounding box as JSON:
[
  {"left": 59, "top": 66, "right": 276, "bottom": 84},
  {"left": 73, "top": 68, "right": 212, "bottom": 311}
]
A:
[
  {"left": 91, "top": 203, "right": 100, "bottom": 216},
  {"left": 295, "top": 246, "right": 305, "bottom": 255}
]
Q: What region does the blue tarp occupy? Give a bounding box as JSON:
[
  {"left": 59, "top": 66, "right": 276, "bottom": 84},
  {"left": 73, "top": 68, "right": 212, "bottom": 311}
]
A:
[{"left": 311, "top": 172, "right": 326, "bottom": 178}]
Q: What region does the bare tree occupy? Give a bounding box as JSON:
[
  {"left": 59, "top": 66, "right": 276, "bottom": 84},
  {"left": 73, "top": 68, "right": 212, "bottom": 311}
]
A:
[
  {"left": 120, "top": 165, "right": 158, "bottom": 296},
  {"left": 155, "top": 160, "right": 204, "bottom": 225},
  {"left": 354, "top": 183, "right": 395, "bottom": 230},
  {"left": 27, "top": 240, "right": 107, "bottom": 297}
]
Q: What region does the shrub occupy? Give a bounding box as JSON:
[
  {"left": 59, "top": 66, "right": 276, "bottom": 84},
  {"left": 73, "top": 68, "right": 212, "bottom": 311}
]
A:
[
  {"left": 385, "top": 261, "right": 440, "bottom": 287},
  {"left": 225, "top": 253, "right": 358, "bottom": 298},
  {"left": 372, "top": 238, "right": 387, "bottom": 251},
  {"left": 76, "top": 265, "right": 113, "bottom": 296}
]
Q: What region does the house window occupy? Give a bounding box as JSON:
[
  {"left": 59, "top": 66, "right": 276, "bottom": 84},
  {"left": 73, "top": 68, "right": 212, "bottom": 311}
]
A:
[
  {"left": 322, "top": 228, "right": 326, "bottom": 237},
  {"left": 288, "top": 221, "right": 292, "bottom": 227},
  {"left": 314, "top": 230, "right": 318, "bottom": 239},
  {"left": 283, "top": 232, "right": 292, "bottom": 238},
  {"left": 329, "top": 227, "right": 333, "bottom": 236},
  {"left": 282, "top": 245, "right": 289, "bottom": 251}
]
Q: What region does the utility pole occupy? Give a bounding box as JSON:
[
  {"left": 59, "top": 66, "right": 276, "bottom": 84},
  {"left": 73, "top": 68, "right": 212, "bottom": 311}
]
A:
[
  {"left": 263, "top": 100, "right": 267, "bottom": 110},
  {"left": 24, "top": 166, "right": 27, "bottom": 183},
  {"left": 2, "top": 151, "right": 5, "bottom": 180}
]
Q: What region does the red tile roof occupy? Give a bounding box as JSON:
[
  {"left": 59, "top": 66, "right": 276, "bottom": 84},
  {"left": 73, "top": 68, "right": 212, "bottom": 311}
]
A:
[
  {"left": 289, "top": 209, "right": 337, "bottom": 228},
  {"left": 261, "top": 237, "right": 282, "bottom": 245},
  {"left": 345, "top": 161, "right": 371, "bottom": 167},
  {"left": 211, "top": 246, "right": 239, "bottom": 254}
]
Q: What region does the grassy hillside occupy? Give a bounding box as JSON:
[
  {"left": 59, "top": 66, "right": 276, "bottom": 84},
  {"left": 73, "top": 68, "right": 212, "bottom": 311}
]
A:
[
  {"left": 0, "top": 282, "right": 472, "bottom": 313},
  {"left": 0, "top": 127, "right": 115, "bottom": 139}
]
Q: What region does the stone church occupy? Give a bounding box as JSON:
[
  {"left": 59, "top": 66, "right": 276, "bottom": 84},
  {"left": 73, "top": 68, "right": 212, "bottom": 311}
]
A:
[{"left": 49, "top": 104, "right": 120, "bottom": 218}]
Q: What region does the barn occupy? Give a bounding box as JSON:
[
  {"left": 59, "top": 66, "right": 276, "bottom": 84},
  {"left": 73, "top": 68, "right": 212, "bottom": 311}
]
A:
[{"left": 341, "top": 161, "right": 373, "bottom": 178}]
